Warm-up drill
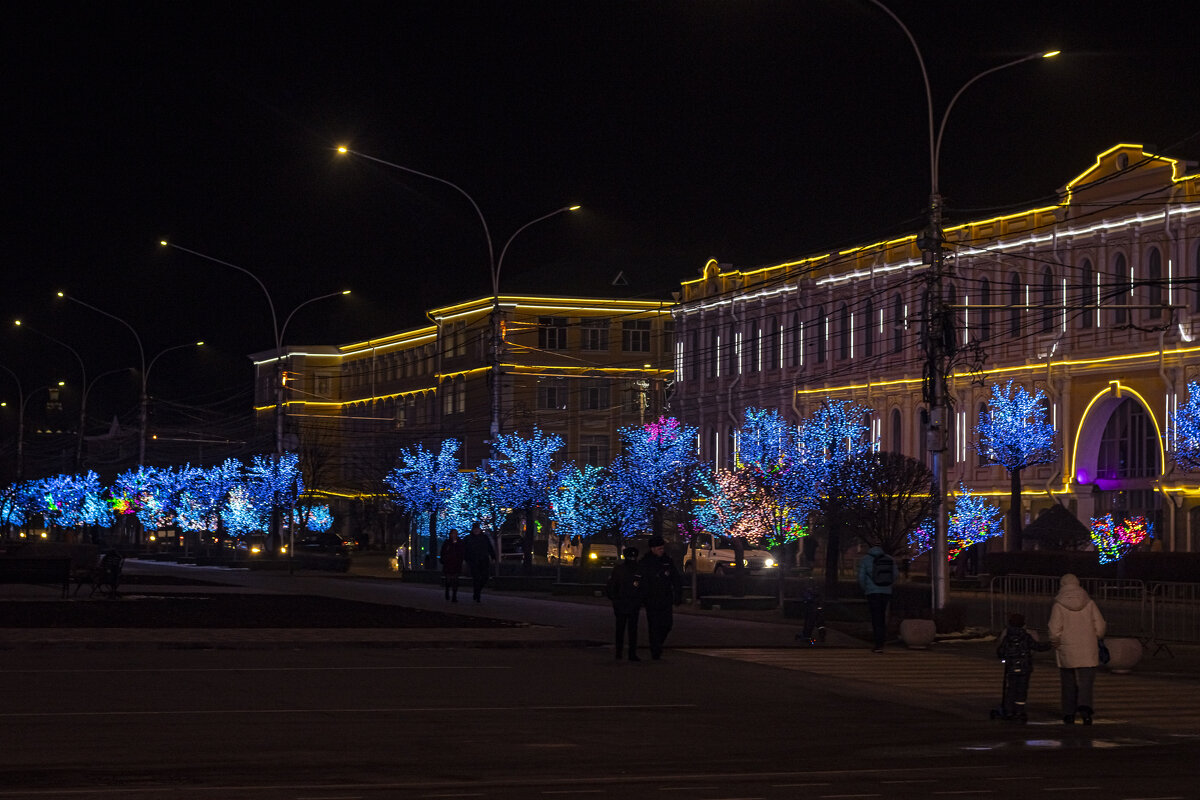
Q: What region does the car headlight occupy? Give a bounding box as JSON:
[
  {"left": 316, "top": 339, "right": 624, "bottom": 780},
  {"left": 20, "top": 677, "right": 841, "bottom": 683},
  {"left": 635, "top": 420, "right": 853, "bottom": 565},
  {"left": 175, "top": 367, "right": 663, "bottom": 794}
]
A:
[
  {"left": 589, "top": 551, "right": 598, "bottom": 560},
  {"left": 764, "top": 558, "right": 776, "bottom": 568}
]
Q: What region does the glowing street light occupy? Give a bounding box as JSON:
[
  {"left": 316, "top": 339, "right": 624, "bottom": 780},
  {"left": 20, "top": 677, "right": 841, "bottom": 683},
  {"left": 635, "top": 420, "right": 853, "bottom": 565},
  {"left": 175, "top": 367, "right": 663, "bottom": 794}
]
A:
[
  {"left": 868, "top": 0, "right": 1059, "bottom": 610},
  {"left": 335, "top": 145, "right": 579, "bottom": 446}
]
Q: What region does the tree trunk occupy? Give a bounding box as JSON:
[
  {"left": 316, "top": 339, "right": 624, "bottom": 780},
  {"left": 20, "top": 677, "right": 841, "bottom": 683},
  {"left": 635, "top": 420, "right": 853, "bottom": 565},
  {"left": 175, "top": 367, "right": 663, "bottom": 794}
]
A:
[
  {"left": 1009, "top": 467, "right": 1023, "bottom": 552},
  {"left": 732, "top": 536, "right": 747, "bottom": 598},
  {"left": 823, "top": 518, "right": 842, "bottom": 601},
  {"left": 426, "top": 510, "right": 438, "bottom": 571},
  {"left": 523, "top": 509, "right": 535, "bottom": 575}
]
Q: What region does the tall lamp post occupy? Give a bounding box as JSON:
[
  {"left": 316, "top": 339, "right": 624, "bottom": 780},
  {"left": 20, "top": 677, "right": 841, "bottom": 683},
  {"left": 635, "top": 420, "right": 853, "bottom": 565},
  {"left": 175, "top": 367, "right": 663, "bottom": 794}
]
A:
[
  {"left": 0, "top": 365, "right": 64, "bottom": 481},
  {"left": 12, "top": 320, "right": 88, "bottom": 472},
  {"left": 335, "top": 146, "right": 579, "bottom": 448},
  {"left": 56, "top": 293, "right": 148, "bottom": 465},
  {"left": 868, "top": 0, "right": 1058, "bottom": 610}
]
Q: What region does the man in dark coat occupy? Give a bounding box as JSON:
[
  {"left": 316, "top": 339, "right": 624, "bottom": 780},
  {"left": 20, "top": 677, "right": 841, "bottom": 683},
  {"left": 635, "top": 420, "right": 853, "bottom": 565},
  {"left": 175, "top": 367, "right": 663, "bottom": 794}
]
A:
[
  {"left": 439, "top": 529, "right": 467, "bottom": 602},
  {"left": 463, "top": 523, "right": 496, "bottom": 603},
  {"left": 637, "top": 535, "right": 681, "bottom": 660},
  {"left": 605, "top": 546, "right": 643, "bottom": 661}
]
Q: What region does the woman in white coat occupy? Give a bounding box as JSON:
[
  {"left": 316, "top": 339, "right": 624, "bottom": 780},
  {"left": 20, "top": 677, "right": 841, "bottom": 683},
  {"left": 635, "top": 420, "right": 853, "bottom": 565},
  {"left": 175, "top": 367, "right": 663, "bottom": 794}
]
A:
[{"left": 1047, "top": 573, "right": 1107, "bottom": 725}]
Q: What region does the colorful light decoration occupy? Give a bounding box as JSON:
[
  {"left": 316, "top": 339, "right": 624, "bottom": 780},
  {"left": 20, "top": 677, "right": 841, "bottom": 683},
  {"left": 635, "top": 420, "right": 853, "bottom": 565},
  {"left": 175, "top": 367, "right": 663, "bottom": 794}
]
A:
[
  {"left": 1090, "top": 514, "right": 1153, "bottom": 564},
  {"left": 609, "top": 416, "right": 702, "bottom": 535},
  {"left": 907, "top": 485, "right": 1001, "bottom": 560},
  {"left": 1172, "top": 381, "right": 1200, "bottom": 472}
]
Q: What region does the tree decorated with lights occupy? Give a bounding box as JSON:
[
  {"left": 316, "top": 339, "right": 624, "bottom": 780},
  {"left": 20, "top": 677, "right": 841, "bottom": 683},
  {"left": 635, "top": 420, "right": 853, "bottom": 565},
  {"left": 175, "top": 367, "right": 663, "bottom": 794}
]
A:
[
  {"left": 1089, "top": 514, "right": 1153, "bottom": 564},
  {"left": 548, "top": 464, "right": 618, "bottom": 559},
  {"left": 34, "top": 472, "right": 112, "bottom": 530},
  {"left": 609, "top": 416, "right": 702, "bottom": 538},
  {"left": 112, "top": 466, "right": 176, "bottom": 532},
  {"left": 976, "top": 380, "right": 1056, "bottom": 548},
  {"left": 484, "top": 427, "right": 564, "bottom": 571},
  {"left": 301, "top": 504, "right": 333, "bottom": 534},
  {"left": 176, "top": 459, "right": 242, "bottom": 535},
  {"left": 797, "top": 400, "right": 872, "bottom": 597},
  {"left": 0, "top": 483, "right": 28, "bottom": 529},
  {"left": 908, "top": 485, "right": 1002, "bottom": 560},
  {"left": 732, "top": 407, "right": 808, "bottom": 547},
  {"left": 385, "top": 439, "right": 464, "bottom": 567},
  {"left": 244, "top": 452, "right": 304, "bottom": 548},
  {"left": 1171, "top": 381, "right": 1200, "bottom": 472},
  {"left": 445, "top": 470, "right": 506, "bottom": 535}
]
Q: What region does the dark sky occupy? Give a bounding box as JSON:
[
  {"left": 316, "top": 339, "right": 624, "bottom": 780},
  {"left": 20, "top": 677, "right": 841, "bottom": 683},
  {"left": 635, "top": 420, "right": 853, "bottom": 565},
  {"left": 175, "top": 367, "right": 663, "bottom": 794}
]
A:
[{"left": 3, "top": 0, "right": 1197, "bottom": 429}]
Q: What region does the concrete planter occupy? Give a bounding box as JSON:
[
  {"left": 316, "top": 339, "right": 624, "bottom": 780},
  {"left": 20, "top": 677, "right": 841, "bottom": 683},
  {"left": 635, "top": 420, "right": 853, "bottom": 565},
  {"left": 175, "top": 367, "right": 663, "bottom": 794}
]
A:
[
  {"left": 1104, "top": 637, "right": 1143, "bottom": 673},
  {"left": 899, "top": 618, "right": 936, "bottom": 649}
]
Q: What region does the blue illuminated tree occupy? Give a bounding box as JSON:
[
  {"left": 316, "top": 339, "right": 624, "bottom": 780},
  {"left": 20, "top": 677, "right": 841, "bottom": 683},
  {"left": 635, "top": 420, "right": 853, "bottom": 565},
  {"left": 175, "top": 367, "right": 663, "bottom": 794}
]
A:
[
  {"left": 245, "top": 452, "right": 304, "bottom": 549},
  {"left": 1171, "top": 382, "right": 1200, "bottom": 472},
  {"left": 385, "top": 439, "right": 464, "bottom": 567},
  {"left": 609, "top": 416, "right": 702, "bottom": 538},
  {"left": 549, "top": 464, "right": 619, "bottom": 558},
  {"left": 301, "top": 504, "right": 333, "bottom": 533},
  {"left": 445, "top": 471, "right": 506, "bottom": 536},
  {"left": 733, "top": 407, "right": 809, "bottom": 546},
  {"left": 35, "top": 472, "right": 111, "bottom": 530},
  {"left": 484, "top": 427, "right": 564, "bottom": 570},
  {"left": 113, "top": 466, "right": 176, "bottom": 532},
  {"left": 976, "top": 380, "right": 1056, "bottom": 546},
  {"left": 177, "top": 459, "right": 242, "bottom": 535}
]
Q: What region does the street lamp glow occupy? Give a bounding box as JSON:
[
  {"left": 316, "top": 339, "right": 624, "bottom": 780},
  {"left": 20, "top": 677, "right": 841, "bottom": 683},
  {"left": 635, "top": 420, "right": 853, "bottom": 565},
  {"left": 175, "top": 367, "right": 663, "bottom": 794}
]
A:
[
  {"left": 1043, "top": 50, "right": 1061, "bottom": 58},
  {"left": 569, "top": 205, "right": 581, "bottom": 211}
]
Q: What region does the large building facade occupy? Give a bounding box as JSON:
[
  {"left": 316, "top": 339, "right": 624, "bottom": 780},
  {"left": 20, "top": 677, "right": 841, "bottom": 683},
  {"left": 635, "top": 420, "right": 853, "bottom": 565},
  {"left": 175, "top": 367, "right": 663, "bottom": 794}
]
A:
[
  {"left": 672, "top": 145, "right": 1200, "bottom": 553},
  {"left": 252, "top": 294, "right": 674, "bottom": 494}
]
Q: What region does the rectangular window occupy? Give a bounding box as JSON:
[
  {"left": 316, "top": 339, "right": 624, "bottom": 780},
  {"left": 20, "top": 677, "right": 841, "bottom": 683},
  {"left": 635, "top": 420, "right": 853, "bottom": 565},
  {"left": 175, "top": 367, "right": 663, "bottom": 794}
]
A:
[
  {"left": 538, "top": 317, "right": 569, "bottom": 350},
  {"left": 581, "top": 435, "right": 610, "bottom": 467},
  {"left": 582, "top": 381, "right": 610, "bottom": 410},
  {"left": 622, "top": 320, "right": 651, "bottom": 352},
  {"left": 580, "top": 318, "right": 609, "bottom": 351},
  {"left": 537, "top": 380, "right": 568, "bottom": 410}
]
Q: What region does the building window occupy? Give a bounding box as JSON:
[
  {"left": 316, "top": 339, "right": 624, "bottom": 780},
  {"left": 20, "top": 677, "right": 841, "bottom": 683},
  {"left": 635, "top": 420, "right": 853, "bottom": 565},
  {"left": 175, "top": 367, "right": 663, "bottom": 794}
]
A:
[
  {"left": 815, "top": 306, "right": 826, "bottom": 364},
  {"left": 838, "top": 304, "right": 851, "bottom": 360},
  {"left": 708, "top": 328, "right": 719, "bottom": 379},
  {"left": 747, "top": 320, "right": 761, "bottom": 373},
  {"left": 1079, "top": 259, "right": 1093, "bottom": 329},
  {"left": 768, "top": 316, "right": 781, "bottom": 371},
  {"left": 538, "top": 317, "right": 569, "bottom": 350},
  {"left": 890, "top": 408, "right": 902, "bottom": 454},
  {"left": 863, "top": 300, "right": 874, "bottom": 358},
  {"left": 1097, "top": 398, "right": 1158, "bottom": 479},
  {"left": 725, "top": 323, "right": 739, "bottom": 375},
  {"left": 1009, "top": 272, "right": 1022, "bottom": 337},
  {"left": 687, "top": 330, "right": 699, "bottom": 381},
  {"left": 1147, "top": 247, "right": 1163, "bottom": 319},
  {"left": 441, "top": 378, "right": 465, "bottom": 416},
  {"left": 581, "top": 435, "right": 610, "bottom": 467},
  {"left": 622, "top": 320, "right": 651, "bottom": 352},
  {"left": 581, "top": 318, "right": 609, "bottom": 351},
  {"left": 1041, "top": 267, "right": 1056, "bottom": 333},
  {"left": 976, "top": 402, "right": 993, "bottom": 466},
  {"left": 581, "top": 381, "right": 610, "bottom": 411},
  {"left": 789, "top": 312, "right": 803, "bottom": 368},
  {"left": 537, "top": 379, "right": 568, "bottom": 410},
  {"left": 1194, "top": 241, "right": 1200, "bottom": 313},
  {"left": 1112, "top": 253, "right": 1128, "bottom": 326},
  {"left": 978, "top": 278, "right": 992, "bottom": 341},
  {"left": 891, "top": 293, "right": 904, "bottom": 354}
]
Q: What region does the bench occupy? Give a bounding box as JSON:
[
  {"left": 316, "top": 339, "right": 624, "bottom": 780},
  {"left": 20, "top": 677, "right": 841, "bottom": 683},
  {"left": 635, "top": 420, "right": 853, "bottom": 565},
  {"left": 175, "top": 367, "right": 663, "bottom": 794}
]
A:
[{"left": 0, "top": 557, "right": 72, "bottom": 598}]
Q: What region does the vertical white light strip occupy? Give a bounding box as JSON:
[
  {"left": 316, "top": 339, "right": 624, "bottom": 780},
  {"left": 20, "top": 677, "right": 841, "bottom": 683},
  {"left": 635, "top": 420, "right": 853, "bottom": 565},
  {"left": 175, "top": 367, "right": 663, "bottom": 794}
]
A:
[
  {"left": 675, "top": 340, "right": 683, "bottom": 380},
  {"left": 713, "top": 429, "right": 721, "bottom": 467},
  {"left": 850, "top": 312, "right": 855, "bottom": 359},
  {"left": 1130, "top": 262, "right": 1136, "bottom": 296},
  {"left": 778, "top": 322, "right": 784, "bottom": 368},
  {"left": 879, "top": 307, "right": 884, "bottom": 334},
  {"left": 1169, "top": 258, "right": 1174, "bottom": 306},
  {"left": 1166, "top": 396, "right": 1171, "bottom": 448},
  {"left": 964, "top": 295, "right": 970, "bottom": 343},
  {"left": 1096, "top": 273, "right": 1102, "bottom": 328},
  {"left": 903, "top": 304, "right": 909, "bottom": 329},
  {"left": 799, "top": 321, "right": 805, "bottom": 366},
  {"left": 1053, "top": 403, "right": 1058, "bottom": 432},
  {"left": 716, "top": 334, "right": 721, "bottom": 378},
  {"left": 1061, "top": 278, "right": 1067, "bottom": 332},
  {"left": 757, "top": 329, "right": 762, "bottom": 372},
  {"left": 735, "top": 331, "right": 743, "bottom": 374}
]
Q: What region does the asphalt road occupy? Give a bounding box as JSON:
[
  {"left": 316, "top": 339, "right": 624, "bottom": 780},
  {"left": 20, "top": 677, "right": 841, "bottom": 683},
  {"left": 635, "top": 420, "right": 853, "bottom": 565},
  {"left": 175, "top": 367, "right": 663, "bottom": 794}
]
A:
[{"left": 3, "top": 643, "right": 1198, "bottom": 800}]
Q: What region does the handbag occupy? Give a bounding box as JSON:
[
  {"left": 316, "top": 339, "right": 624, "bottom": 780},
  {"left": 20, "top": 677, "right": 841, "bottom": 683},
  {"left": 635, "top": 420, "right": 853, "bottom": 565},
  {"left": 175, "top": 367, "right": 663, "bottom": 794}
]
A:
[{"left": 1098, "top": 638, "right": 1111, "bottom": 665}]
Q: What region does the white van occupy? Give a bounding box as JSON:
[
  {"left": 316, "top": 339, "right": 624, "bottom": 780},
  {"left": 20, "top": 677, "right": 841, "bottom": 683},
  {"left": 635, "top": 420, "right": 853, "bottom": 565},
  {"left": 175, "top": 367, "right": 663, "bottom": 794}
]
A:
[
  {"left": 546, "top": 535, "right": 620, "bottom": 568},
  {"left": 684, "top": 532, "right": 777, "bottom": 575}
]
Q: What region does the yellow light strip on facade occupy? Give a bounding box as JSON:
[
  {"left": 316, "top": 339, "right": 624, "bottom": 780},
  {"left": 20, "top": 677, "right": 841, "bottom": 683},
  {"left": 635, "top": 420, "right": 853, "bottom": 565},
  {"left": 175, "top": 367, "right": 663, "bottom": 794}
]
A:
[
  {"left": 340, "top": 329, "right": 438, "bottom": 356},
  {"left": 1064, "top": 143, "right": 1196, "bottom": 194},
  {"left": 1069, "top": 380, "right": 1166, "bottom": 485}
]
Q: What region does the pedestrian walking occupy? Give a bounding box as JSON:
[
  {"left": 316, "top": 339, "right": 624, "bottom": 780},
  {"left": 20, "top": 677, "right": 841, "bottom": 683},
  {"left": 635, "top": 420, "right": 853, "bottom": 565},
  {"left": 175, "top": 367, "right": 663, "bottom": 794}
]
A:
[
  {"left": 463, "top": 523, "right": 497, "bottom": 603},
  {"left": 1048, "top": 573, "right": 1107, "bottom": 725},
  {"left": 994, "top": 612, "right": 1052, "bottom": 722},
  {"left": 856, "top": 545, "right": 895, "bottom": 652},
  {"left": 605, "top": 546, "right": 643, "bottom": 661},
  {"left": 439, "top": 529, "right": 466, "bottom": 602},
  {"left": 637, "top": 535, "right": 681, "bottom": 660}
]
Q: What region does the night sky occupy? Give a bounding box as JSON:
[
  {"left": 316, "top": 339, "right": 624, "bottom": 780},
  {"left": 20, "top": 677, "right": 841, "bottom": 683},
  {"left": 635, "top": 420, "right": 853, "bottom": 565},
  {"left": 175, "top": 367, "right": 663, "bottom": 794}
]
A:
[{"left": 4, "top": 0, "right": 1197, "bottom": 436}]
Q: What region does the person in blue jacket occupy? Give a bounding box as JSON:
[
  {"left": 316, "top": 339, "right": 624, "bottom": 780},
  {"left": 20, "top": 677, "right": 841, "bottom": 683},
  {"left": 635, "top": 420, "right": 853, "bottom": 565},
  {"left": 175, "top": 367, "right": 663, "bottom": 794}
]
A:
[{"left": 857, "top": 546, "right": 894, "bottom": 653}]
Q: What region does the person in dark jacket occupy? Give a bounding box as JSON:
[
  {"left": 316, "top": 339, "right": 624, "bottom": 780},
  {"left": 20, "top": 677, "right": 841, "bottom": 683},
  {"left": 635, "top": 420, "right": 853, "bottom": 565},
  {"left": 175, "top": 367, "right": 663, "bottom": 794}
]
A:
[
  {"left": 605, "top": 546, "right": 643, "bottom": 661},
  {"left": 463, "top": 523, "right": 496, "bottom": 603},
  {"left": 439, "top": 530, "right": 467, "bottom": 602},
  {"left": 637, "top": 535, "right": 681, "bottom": 660},
  {"left": 995, "top": 612, "right": 1052, "bottom": 722}
]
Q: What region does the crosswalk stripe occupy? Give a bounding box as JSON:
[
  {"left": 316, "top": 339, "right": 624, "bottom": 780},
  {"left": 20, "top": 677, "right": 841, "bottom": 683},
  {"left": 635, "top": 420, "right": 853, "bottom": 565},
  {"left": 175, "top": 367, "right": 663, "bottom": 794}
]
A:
[{"left": 681, "top": 647, "right": 1200, "bottom": 735}]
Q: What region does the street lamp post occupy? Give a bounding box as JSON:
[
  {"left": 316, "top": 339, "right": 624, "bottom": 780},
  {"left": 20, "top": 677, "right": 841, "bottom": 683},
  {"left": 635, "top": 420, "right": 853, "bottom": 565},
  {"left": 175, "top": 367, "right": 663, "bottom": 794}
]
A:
[
  {"left": 335, "top": 146, "right": 579, "bottom": 448},
  {"left": 12, "top": 320, "right": 88, "bottom": 472},
  {"left": 868, "top": 0, "right": 1058, "bottom": 610},
  {"left": 0, "top": 366, "right": 64, "bottom": 482},
  {"left": 56, "top": 293, "right": 147, "bottom": 465}
]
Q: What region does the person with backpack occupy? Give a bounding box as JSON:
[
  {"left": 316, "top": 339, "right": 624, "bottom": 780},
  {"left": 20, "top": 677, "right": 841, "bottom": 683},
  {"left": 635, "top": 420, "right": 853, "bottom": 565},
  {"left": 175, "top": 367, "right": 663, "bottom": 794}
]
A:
[
  {"left": 857, "top": 545, "right": 895, "bottom": 653},
  {"left": 995, "top": 612, "right": 1052, "bottom": 722}
]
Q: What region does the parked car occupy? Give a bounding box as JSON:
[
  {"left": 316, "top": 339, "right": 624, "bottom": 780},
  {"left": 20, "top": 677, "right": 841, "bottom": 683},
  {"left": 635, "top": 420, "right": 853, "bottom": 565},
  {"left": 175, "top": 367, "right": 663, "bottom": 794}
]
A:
[
  {"left": 295, "top": 532, "right": 352, "bottom": 555},
  {"left": 684, "top": 532, "right": 777, "bottom": 575}
]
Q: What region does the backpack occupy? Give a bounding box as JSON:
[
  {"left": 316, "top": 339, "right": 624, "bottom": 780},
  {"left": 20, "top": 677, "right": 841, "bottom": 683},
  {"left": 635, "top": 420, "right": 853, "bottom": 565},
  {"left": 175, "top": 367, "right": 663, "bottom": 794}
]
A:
[
  {"left": 998, "top": 630, "right": 1031, "bottom": 670},
  {"left": 871, "top": 553, "right": 895, "bottom": 587}
]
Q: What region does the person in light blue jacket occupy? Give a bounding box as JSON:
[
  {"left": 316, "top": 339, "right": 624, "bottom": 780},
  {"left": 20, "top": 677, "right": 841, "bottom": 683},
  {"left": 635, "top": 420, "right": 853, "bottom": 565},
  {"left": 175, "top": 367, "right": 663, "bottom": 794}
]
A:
[{"left": 857, "top": 546, "right": 895, "bottom": 653}]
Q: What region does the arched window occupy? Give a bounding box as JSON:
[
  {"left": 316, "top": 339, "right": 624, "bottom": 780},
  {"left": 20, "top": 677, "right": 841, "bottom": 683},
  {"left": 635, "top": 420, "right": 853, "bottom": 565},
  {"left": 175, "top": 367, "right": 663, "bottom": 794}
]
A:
[
  {"left": 1041, "top": 267, "right": 1056, "bottom": 333},
  {"left": 1079, "top": 259, "right": 1093, "bottom": 329},
  {"left": 1113, "top": 253, "right": 1128, "bottom": 326},
  {"left": 748, "top": 319, "right": 761, "bottom": 373},
  {"left": 708, "top": 328, "right": 719, "bottom": 379},
  {"left": 891, "top": 293, "right": 904, "bottom": 354},
  {"left": 979, "top": 277, "right": 992, "bottom": 341},
  {"left": 864, "top": 299, "right": 874, "bottom": 357},
  {"left": 1097, "top": 398, "right": 1158, "bottom": 479},
  {"left": 1147, "top": 247, "right": 1163, "bottom": 319},
  {"left": 1009, "top": 272, "right": 1022, "bottom": 337},
  {"left": 789, "top": 312, "right": 802, "bottom": 368},
  {"left": 838, "top": 303, "right": 851, "bottom": 360},
  {"left": 688, "top": 330, "right": 699, "bottom": 381},
  {"left": 767, "top": 316, "right": 780, "bottom": 371},
  {"left": 725, "top": 323, "right": 739, "bottom": 375},
  {"left": 815, "top": 306, "right": 826, "bottom": 364},
  {"left": 891, "top": 408, "right": 902, "bottom": 454}
]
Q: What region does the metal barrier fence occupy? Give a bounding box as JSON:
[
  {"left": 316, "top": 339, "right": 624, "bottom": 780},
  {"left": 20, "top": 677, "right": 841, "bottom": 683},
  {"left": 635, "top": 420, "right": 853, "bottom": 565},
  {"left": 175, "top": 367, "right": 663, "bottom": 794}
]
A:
[{"left": 990, "top": 575, "right": 1200, "bottom": 644}]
